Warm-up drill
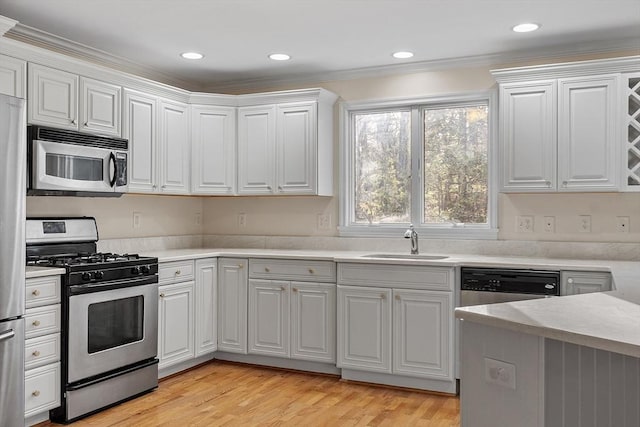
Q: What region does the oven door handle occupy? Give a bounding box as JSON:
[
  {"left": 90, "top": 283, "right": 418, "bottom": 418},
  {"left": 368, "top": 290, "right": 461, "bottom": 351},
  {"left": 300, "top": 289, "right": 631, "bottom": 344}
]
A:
[
  {"left": 0, "top": 329, "right": 15, "bottom": 342},
  {"left": 69, "top": 275, "right": 158, "bottom": 295},
  {"left": 109, "top": 152, "right": 117, "bottom": 187}
]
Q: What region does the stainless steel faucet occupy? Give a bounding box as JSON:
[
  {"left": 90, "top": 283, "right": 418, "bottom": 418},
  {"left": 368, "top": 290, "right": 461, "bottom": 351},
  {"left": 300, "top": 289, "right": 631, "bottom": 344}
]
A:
[{"left": 404, "top": 224, "right": 419, "bottom": 254}]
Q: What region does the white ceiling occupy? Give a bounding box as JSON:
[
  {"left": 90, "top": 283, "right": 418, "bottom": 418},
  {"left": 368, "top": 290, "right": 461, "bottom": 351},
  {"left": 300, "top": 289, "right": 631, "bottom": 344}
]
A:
[{"left": 1, "top": 0, "right": 639, "bottom": 92}]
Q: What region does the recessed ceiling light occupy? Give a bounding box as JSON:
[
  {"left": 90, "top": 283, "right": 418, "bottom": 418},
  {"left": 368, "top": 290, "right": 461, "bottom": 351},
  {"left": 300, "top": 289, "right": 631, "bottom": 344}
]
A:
[
  {"left": 181, "top": 52, "right": 204, "bottom": 60},
  {"left": 392, "top": 51, "right": 414, "bottom": 59},
  {"left": 269, "top": 53, "right": 291, "bottom": 61},
  {"left": 512, "top": 23, "right": 540, "bottom": 33}
]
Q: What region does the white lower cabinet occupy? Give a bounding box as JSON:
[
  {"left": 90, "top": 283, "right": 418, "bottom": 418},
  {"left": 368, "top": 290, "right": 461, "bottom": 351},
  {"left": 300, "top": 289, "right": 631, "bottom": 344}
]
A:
[
  {"left": 561, "top": 270, "right": 612, "bottom": 295},
  {"left": 217, "top": 258, "right": 249, "bottom": 354},
  {"left": 158, "top": 281, "right": 195, "bottom": 369},
  {"left": 24, "top": 274, "right": 62, "bottom": 422},
  {"left": 248, "top": 279, "right": 290, "bottom": 357},
  {"left": 336, "top": 263, "right": 455, "bottom": 391},
  {"left": 195, "top": 258, "right": 217, "bottom": 357}
]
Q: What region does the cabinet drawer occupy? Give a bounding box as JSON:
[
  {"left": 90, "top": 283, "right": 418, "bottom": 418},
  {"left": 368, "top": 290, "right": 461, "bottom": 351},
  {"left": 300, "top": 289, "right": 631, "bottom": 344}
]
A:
[
  {"left": 25, "top": 334, "right": 61, "bottom": 370},
  {"left": 26, "top": 275, "right": 61, "bottom": 308},
  {"left": 158, "top": 260, "right": 195, "bottom": 285},
  {"left": 337, "top": 263, "right": 454, "bottom": 291},
  {"left": 25, "top": 362, "right": 61, "bottom": 417},
  {"left": 25, "top": 304, "right": 61, "bottom": 339},
  {"left": 249, "top": 259, "right": 336, "bottom": 282}
]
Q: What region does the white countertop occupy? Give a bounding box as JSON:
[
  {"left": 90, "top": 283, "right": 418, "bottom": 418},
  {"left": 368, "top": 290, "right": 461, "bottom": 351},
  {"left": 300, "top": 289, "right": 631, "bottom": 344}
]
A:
[{"left": 26, "top": 265, "right": 66, "bottom": 278}]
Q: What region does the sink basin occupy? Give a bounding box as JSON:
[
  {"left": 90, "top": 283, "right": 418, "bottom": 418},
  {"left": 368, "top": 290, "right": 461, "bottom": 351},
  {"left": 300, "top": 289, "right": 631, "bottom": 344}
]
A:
[{"left": 362, "top": 253, "right": 449, "bottom": 260}]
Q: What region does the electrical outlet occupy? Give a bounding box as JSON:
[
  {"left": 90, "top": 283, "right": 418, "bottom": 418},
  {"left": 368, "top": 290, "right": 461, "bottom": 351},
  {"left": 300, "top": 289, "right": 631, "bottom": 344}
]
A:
[
  {"left": 317, "top": 214, "right": 331, "bottom": 230},
  {"left": 484, "top": 357, "right": 516, "bottom": 390},
  {"left": 579, "top": 215, "right": 591, "bottom": 233},
  {"left": 543, "top": 216, "right": 555, "bottom": 233},
  {"left": 132, "top": 212, "right": 141, "bottom": 229},
  {"left": 517, "top": 215, "right": 534, "bottom": 233},
  {"left": 237, "top": 213, "right": 247, "bottom": 228},
  {"left": 195, "top": 213, "right": 202, "bottom": 226},
  {"left": 616, "top": 216, "right": 630, "bottom": 233}
]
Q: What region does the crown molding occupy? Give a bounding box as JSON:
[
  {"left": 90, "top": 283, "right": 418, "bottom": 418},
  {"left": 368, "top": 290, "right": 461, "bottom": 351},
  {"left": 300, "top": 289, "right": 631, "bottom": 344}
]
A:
[
  {"left": 5, "top": 23, "right": 203, "bottom": 92},
  {"left": 0, "top": 15, "right": 17, "bottom": 36}
]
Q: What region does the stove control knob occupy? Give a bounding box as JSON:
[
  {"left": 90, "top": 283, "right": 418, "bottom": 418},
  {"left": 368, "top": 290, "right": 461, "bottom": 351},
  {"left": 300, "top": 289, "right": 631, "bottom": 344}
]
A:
[
  {"left": 93, "top": 271, "right": 104, "bottom": 280},
  {"left": 131, "top": 267, "right": 141, "bottom": 275},
  {"left": 82, "top": 272, "right": 91, "bottom": 281},
  {"left": 141, "top": 265, "right": 150, "bottom": 274}
]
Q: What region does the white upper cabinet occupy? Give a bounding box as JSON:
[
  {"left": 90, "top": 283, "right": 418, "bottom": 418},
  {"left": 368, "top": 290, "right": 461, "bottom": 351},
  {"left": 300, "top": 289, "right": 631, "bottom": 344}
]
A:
[
  {"left": 28, "top": 64, "right": 121, "bottom": 136},
  {"left": 237, "top": 105, "right": 277, "bottom": 194},
  {"left": 500, "top": 81, "right": 557, "bottom": 191},
  {"left": 123, "top": 89, "right": 157, "bottom": 192},
  {"left": 158, "top": 99, "right": 190, "bottom": 194},
  {"left": 0, "top": 54, "right": 26, "bottom": 98},
  {"left": 28, "top": 64, "right": 78, "bottom": 130},
  {"left": 79, "top": 77, "right": 121, "bottom": 136},
  {"left": 277, "top": 102, "right": 317, "bottom": 194},
  {"left": 191, "top": 105, "right": 236, "bottom": 194},
  {"left": 557, "top": 75, "right": 618, "bottom": 191},
  {"left": 494, "top": 57, "right": 640, "bottom": 193}
]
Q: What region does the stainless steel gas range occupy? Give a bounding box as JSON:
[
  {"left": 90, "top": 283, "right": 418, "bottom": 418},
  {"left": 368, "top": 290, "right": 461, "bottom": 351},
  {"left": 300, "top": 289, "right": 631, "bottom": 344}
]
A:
[{"left": 26, "top": 217, "right": 159, "bottom": 423}]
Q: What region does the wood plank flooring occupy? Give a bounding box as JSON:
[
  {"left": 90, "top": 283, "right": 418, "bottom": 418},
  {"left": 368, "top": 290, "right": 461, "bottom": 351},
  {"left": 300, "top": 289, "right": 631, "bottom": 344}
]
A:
[{"left": 37, "top": 361, "right": 460, "bottom": 426}]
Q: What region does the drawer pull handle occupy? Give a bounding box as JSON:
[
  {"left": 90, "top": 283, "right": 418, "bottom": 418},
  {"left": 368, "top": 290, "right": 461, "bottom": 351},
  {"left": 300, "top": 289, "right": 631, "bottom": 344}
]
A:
[
  {"left": 32, "top": 289, "right": 41, "bottom": 296},
  {"left": 32, "top": 350, "right": 41, "bottom": 357},
  {"left": 159, "top": 293, "right": 165, "bottom": 298},
  {"left": 308, "top": 268, "right": 315, "bottom": 274},
  {"left": 32, "top": 390, "right": 40, "bottom": 397},
  {"left": 292, "top": 288, "right": 298, "bottom": 292},
  {"left": 265, "top": 267, "right": 270, "bottom": 272},
  {"left": 32, "top": 320, "right": 41, "bottom": 327}
]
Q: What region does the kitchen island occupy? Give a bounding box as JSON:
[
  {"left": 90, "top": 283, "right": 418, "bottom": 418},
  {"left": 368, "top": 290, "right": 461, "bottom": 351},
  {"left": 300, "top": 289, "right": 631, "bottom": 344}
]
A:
[{"left": 455, "top": 287, "right": 640, "bottom": 427}]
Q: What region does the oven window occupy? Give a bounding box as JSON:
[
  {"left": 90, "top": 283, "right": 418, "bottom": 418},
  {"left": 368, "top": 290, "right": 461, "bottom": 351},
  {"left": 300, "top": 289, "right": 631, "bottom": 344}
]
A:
[
  {"left": 87, "top": 296, "right": 144, "bottom": 353},
  {"left": 46, "top": 153, "right": 103, "bottom": 181}
]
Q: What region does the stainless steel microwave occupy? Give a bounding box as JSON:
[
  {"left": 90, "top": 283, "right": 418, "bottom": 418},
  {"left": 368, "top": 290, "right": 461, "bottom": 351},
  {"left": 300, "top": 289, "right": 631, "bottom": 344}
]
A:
[{"left": 27, "top": 125, "right": 128, "bottom": 196}]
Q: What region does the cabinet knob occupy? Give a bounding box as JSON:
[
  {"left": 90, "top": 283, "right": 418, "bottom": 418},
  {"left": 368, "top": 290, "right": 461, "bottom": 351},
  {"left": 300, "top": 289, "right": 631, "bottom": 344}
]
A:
[
  {"left": 395, "top": 295, "right": 401, "bottom": 300},
  {"left": 152, "top": 185, "right": 157, "bottom": 189},
  {"left": 567, "top": 278, "right": 574, "bottom": 284},
  {"left": 32, "top": 390, "right": 40, "bottom": 397},
  {"left": 175, "top": 270, "right": 181, "bottom": 275},
  {"left": 266, "top": 186, "right": 272, "bottom": 191},
  {"left": 70, "top": 119, "right": 76, "bottom": 125},
  {"left": 292, "top": 288, "right": 298, "bottom": 293},
  {"left": 308, "top": 268, "right": 315, "bottom": 274},
  {"left": 238, "top": 264, "right": 244, "bottom": 269},
  {"left": 32, "top": 320, "right": 41, "bottom": 327},
  {"left": 380, "top": 293, "right": 386, "bottom": 300},
  {"left": 159, "top": 293, "right": 165, "bottom": 298},
  {"left": 32, "top": 350, "right": 41, "bottom": 357},
  {"left": 278, "top": 186, "right": 283, "bottom": 191},
  {"left": 562, "top": 181, "right": 568, "bottom": 187},
  {"left": 32, "top": 289, "right": 41, "bottom": 296},
  {"left": 84, "top": 122, "right": 88, "bottom": 126},
  {"left": 161, "top": 185, "right": 167, "bottom": 189},
  {"left": 281, "top": 286, "right": 286, "bottom": 291},
  {"left": 265, "top": 267, "right": 270, "bottom": 272},
  {"left": 545, "top": 181, "right": 551, "bottom": 187}
]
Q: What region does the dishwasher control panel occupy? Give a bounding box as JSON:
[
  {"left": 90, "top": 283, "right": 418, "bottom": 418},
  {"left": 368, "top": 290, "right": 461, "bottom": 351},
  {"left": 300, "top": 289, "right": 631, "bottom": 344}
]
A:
[{"left": 461, "top": 267, "right": 560, "bottom": 296}]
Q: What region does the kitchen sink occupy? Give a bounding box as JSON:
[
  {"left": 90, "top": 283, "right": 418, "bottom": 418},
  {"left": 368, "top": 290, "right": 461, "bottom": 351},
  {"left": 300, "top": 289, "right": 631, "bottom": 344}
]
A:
[{"left": 362, "top": 253, "right": 449, "bottom": 260}]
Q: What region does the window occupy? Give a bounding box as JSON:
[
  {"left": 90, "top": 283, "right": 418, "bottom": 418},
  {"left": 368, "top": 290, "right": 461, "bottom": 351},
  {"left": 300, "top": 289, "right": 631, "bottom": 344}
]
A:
[{"left": 340, "top": 92, "right": 497, "bottom": 239}]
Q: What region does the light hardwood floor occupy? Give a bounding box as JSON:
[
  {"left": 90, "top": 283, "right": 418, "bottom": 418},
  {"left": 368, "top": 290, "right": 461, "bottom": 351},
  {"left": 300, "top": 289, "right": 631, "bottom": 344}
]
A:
[{"left": 37, "top": 361, "right": 460, "bottom": 426}]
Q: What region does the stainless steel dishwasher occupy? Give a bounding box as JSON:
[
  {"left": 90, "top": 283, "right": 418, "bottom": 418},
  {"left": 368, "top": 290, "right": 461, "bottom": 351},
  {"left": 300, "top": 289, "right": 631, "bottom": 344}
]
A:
[{"left": 460, "top": 267, "right": 560, "bottom": 306}]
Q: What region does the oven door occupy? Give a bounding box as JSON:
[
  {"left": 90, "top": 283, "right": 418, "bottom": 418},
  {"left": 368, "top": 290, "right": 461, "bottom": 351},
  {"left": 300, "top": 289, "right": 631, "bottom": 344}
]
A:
[
  {"left": 67, "top": 277, "right": 158, "bottom": 384},
  {"left": 32, "top": 139, "right": 126, "bottom": 193}
]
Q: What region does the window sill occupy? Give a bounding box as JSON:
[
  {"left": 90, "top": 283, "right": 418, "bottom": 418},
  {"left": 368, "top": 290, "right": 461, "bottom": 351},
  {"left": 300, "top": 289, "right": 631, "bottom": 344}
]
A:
[{"left": 337, "top": 225, "right": 498, "bottom": 240}]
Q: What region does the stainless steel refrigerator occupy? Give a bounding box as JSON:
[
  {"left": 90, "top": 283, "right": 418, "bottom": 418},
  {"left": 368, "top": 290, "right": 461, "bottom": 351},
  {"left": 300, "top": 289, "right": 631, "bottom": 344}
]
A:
[{"left": 0, "top": 93, "right": 27, "bottom": 427}]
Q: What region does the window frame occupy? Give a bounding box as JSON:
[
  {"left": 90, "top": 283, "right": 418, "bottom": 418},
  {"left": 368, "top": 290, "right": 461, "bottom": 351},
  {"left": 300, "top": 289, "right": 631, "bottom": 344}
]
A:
[{"left": 338, "top": 90, "right": 498, "bottom": 239}]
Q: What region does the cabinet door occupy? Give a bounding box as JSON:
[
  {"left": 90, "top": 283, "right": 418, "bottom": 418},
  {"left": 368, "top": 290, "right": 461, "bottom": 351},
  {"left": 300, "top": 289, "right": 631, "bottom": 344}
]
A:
[
  {"left": 80, "top": 77, "right": 121, "bottom": 136},
  {"left": 158, "top": 282, "right": 195, "bottom": 369},
  {"left": 195, "top": 258, "right": 217, "bottom": 357},
  {"left": 291, "top": 282, "right": 335, "bottom": 363},
  {"left": 191, "top": 105, "right": 236, "bottom": 194},
  {"left": 0, "top": 54, "right": 26, "bottom": 98},
  {"left": 558, "top": 75, "right": 619, "bottom": 191},
  {"left": 248, "top": 279, "right": 289, "bottom": 357},
  {"left": 561, "top": 271, "right": 612, "bottom": 296},
  {"left": 337, "top": 285, "right": 392, "bottom": 373},
  {"left": 123, "top": 89, "right": 158, "bottom": 192},
  {"left": 500, "top": 81, "right": 557, "bottom": 191},
  {"left": 28, "top": 64, "right": 78, "bottom": 130},
  {"left": 237, "top": 105, "right": 276, "bottom": 194},
  {"left": 158, "top": 99, "right": 190, "bottom": 194},
  {"left": 217, "top": 258, "right": 248, "bottom": 353},
  {"left": 393, "top": 289, "right": 453, "bottom": 380},
  {"left": 276, "top": 102, "right": 316, "bottom": 194}
]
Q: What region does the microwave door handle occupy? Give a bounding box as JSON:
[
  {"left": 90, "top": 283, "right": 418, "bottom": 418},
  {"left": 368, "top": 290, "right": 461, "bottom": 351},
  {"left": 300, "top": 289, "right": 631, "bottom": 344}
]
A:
[{"left": 109, "top": 152, "right": 117, "bottom": 187}]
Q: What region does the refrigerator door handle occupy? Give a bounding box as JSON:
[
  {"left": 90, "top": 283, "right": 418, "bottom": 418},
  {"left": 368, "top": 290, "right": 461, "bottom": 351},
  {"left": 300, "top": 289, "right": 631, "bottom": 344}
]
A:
[{"left": 0, "top": 329, "right": 15, "bottom": 342}]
